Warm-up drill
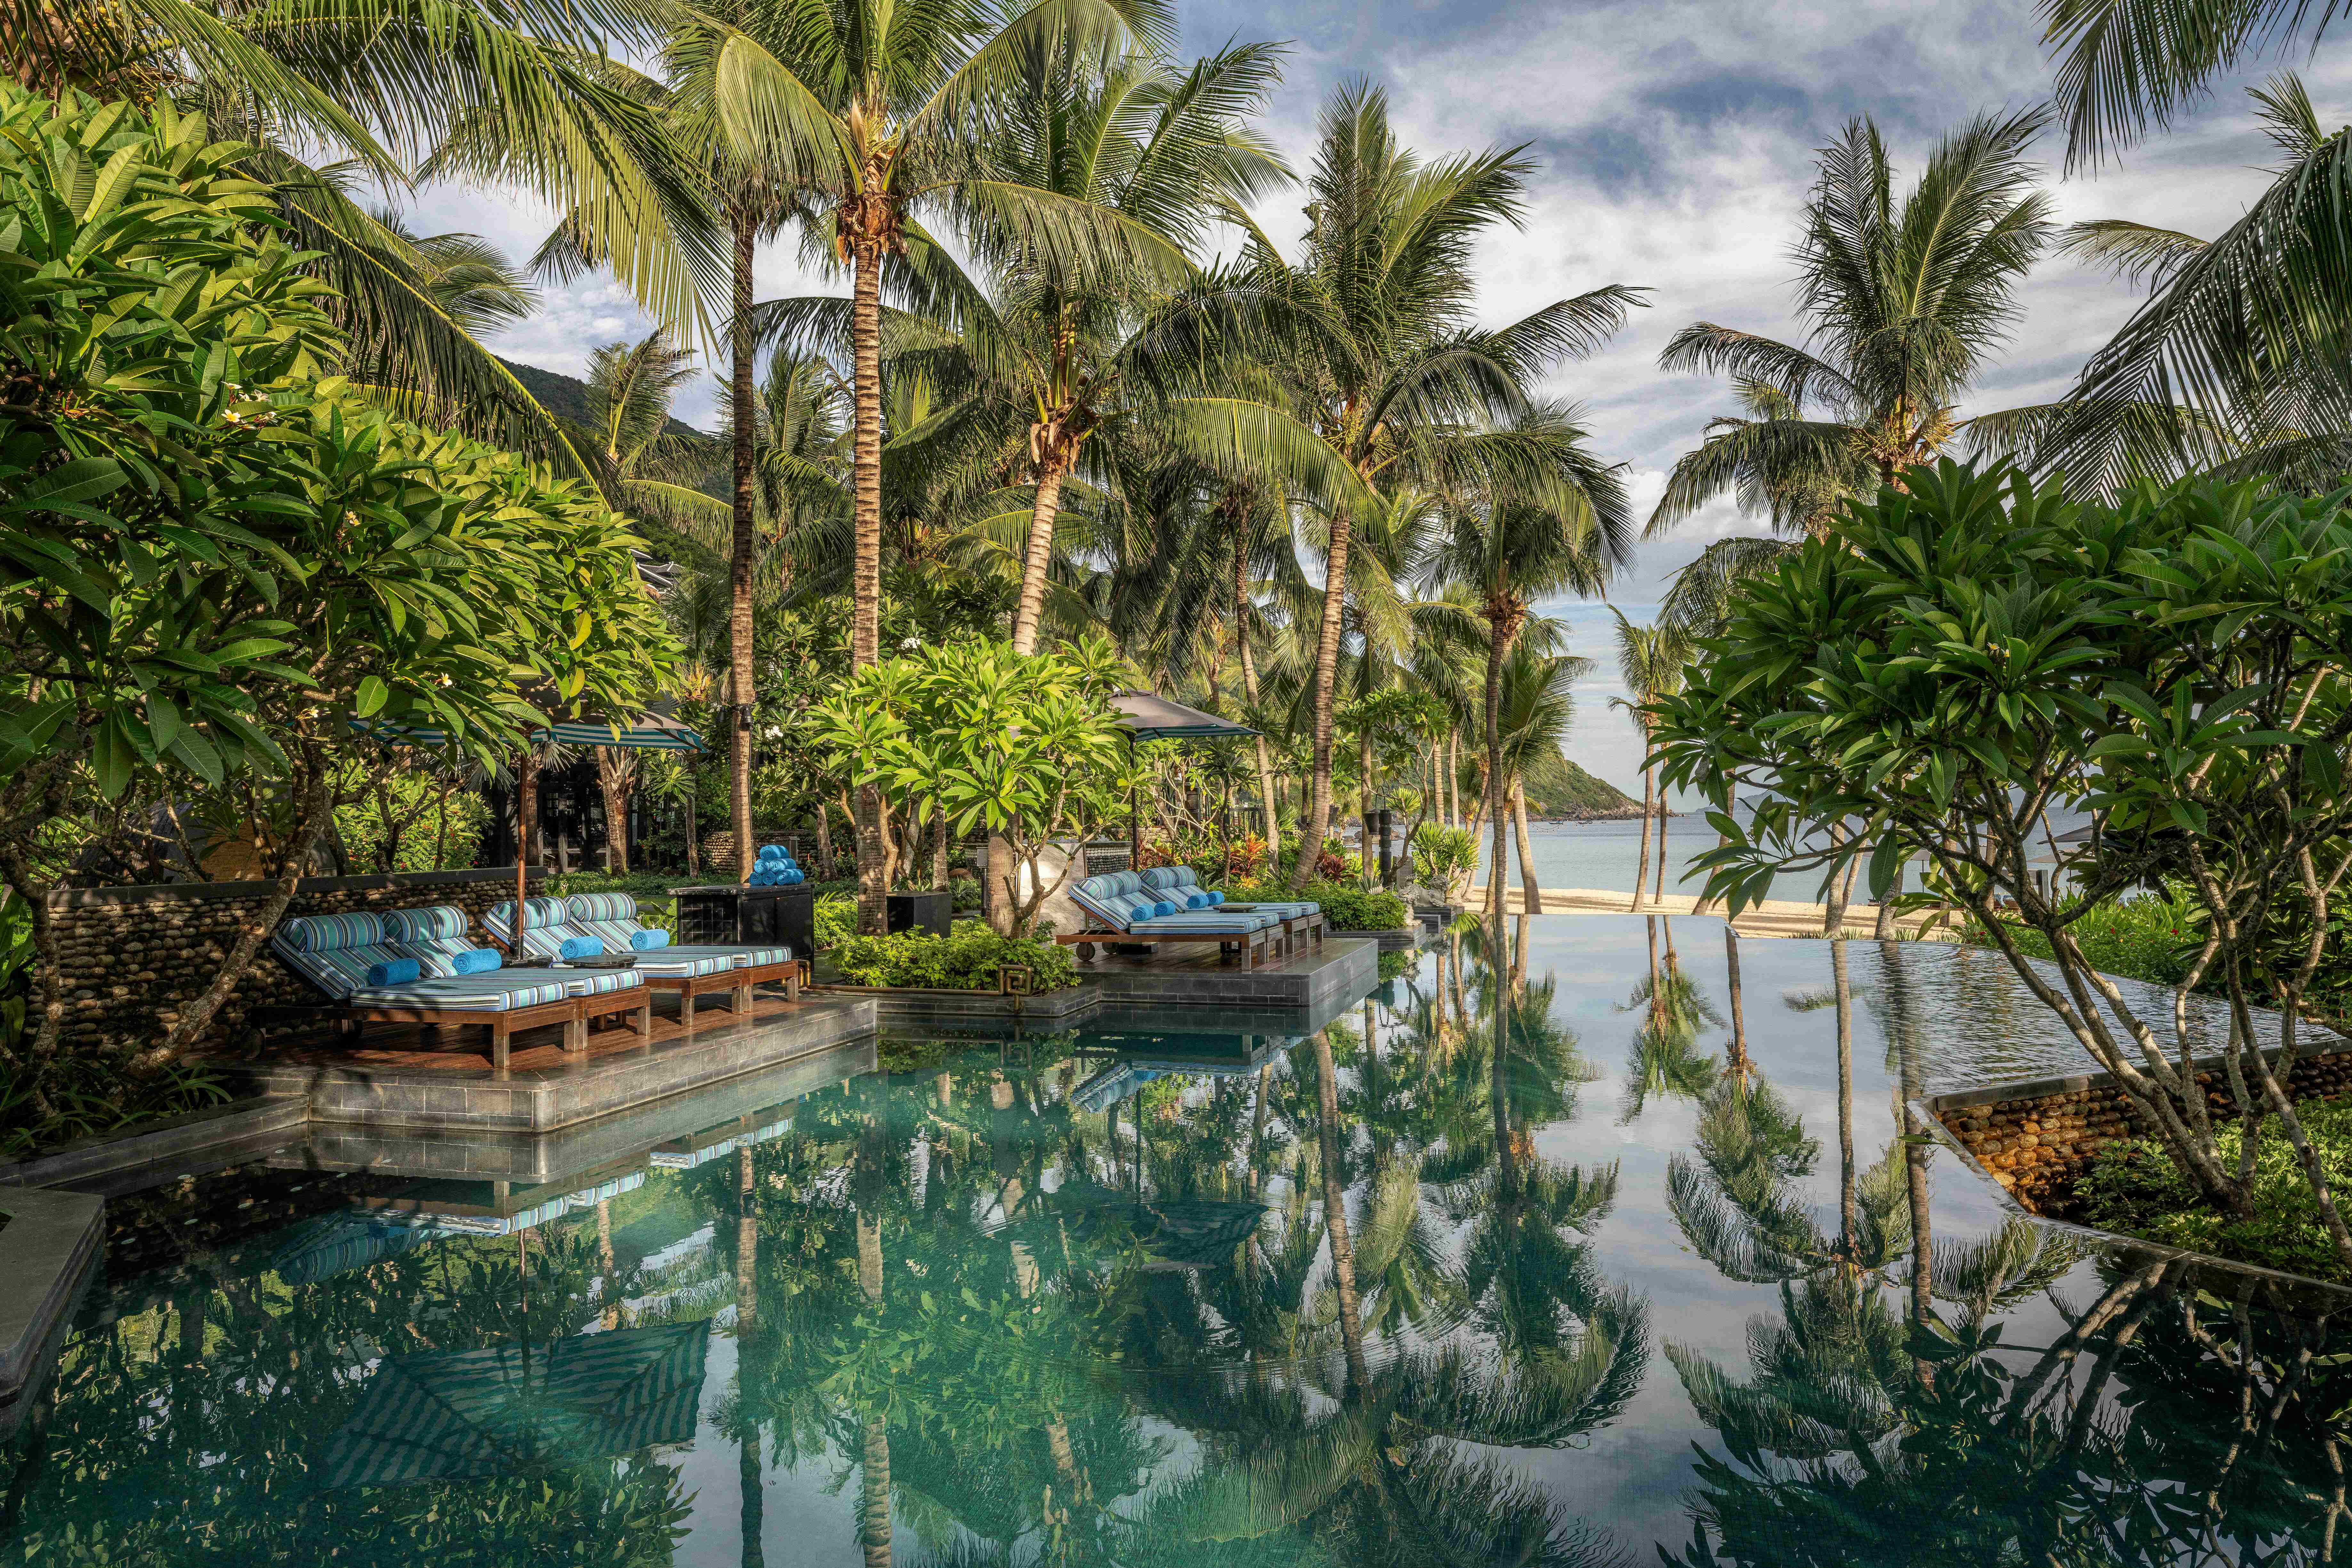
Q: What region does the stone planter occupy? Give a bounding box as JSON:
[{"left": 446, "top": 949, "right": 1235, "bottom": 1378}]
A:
[{"left": 1921, "top": 1046, "right": 2352, "bottom": 1305}]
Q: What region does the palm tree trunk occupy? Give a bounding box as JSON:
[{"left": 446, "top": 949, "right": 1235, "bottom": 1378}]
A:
[
  {"left": 1483, "top": 623, "right": 1509, "bottom": 927},
  {"left": 849, "top": 221, "right": 887, "bottom": 935},
  {"left": 1653, "top": 785, "right": 1669, "bottom": 905},
  {"left": 1724, "top": 926, "right": 1748, "bottom": 1074},
  {"left": 1511, "top": 779, "right": 1542, "bottom": 914},
  {"left": 1233, "top": 537, "right": 1281, "bottom": 867},
  {"left": 1358, "top": 725, "right": 1375, "bottom": 888},
  {"left": 1010, "top": 451, "right": 1067, "bottom": 656},
  {"left": 1631, "top": 760, "right": 1654, "bottom": 913},
  {"left": 1833, "top": 937, "right": 1858, "bottom": 1257},
  {"left": 1445, "top": 730, "right": 1460, "bottom": 826},
  {"left": 1292, "top": 511, "right": 1351, "bottom": 892},
  {"left": 1312, "top": 1026, "right": 1369, "bottom": 1393},
  {"left": 1823, "top": 820, "right": 1851, "bottom": 937},
  {"left": 729, "top": 213, "right": 758, "bottom": 888}
]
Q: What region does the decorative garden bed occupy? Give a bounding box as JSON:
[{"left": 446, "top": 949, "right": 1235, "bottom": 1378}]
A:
[{"left": 1923, "top": 1047, "right": 2352, "bottom": 1299}]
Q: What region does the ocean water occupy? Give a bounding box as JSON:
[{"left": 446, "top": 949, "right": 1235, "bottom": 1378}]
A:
[{"left": 1471, "top": 809, "right": 2089, "bottom": 898}]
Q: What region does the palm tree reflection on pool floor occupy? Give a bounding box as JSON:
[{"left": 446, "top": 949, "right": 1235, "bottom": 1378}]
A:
[{"left": 4, "top": 917, "right": 2344, "bottom": 1564}]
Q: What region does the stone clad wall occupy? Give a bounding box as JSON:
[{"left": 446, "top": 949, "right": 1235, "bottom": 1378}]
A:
[
  {"left": 45, "top": 868, "right": 542, "bottom": 1057},
  {"left": 1938, "top": 1050, "right": 2352, "bottom": 1211}
]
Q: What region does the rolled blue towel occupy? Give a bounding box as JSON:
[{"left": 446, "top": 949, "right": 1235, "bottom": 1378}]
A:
[
  {"left": 1152, "top": 900, "right": 1178, "bottom": 917},
  {"left": 777, "top": 868, "right": 803, "bottom": 884},
  {"left": 365, "top": 957, "right": 421, "bottom": 987},
  {"left": 630, "top": 929, "right": 671, "bottom": 951},
  {"left": 1207, "top": 891, "right": 1224, "bottom": 906},
  {"left": 758, "top": 844, "right": 787, "bottom": 862},
  {"left": 559, "top": 935, "right": 605, "bottom": 961},
  {"left": 1184, "top": 891, "right": 1212, "bottom": 909},
  {"left": 451, "top": 948, "right": 502, "bottom": 975}
]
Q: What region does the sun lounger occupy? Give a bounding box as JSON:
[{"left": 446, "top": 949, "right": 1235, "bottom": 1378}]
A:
[
  {"left": 1140, "top": 866, "right": 1325, "bottom": 953},
  {"left": 269, "top": 910, "right": 648, "bottom": 1069},
  {"left": 1059, "top": 871, "right": 1285, "bottom": 968},
  {"left": 485, "top": 896, "right": 797, "bottom": 1037},
  {"left": 561, "top": 893, "right": 799, "bottom": 987}
]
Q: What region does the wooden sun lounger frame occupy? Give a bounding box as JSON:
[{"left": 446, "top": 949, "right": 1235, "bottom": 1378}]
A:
[
  {"left": 647, "top": 956, "right": 803, "bottom": 1036},
  {"left": 1057, "top": 924, "right": 1277, "bottom": 969},
  {"left": 1220, "top": 904, "right": 1327, "bottom": 954},
  {"left": 264, "top": 987, "right": 653, "bottom": 1070}
]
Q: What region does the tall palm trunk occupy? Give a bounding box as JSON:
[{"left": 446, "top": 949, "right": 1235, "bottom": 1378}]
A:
[
  {"left": 1312, "top": 1026, "right": 1368, "bottom": 1393},
  {"left": 1482, "top": 620, "right": 1509, "bottom": 926},
  {"left": 847, "top": 205, "right": 887, "bottom": 935},
  {"left": 1511, "top": 778, "right": 1541, "bottom": 914},
  {"left": 1358, "top": 725, "right": 1376, "bottom": 887},
  {"left": 1010, "top": 446, "right": 1069, "bottom": 655},
  {"left": 1832, "top": 938, "right": 1858, "bottom": 1258},
  {"left": 1292, "top": 512, "right": 1351, "bottom": 891},
  {"left": 1724, "top": 926, "right": 1748, "bottom": 1074},
  {"left": 1653, "top": 785, "right": 1669, "bottom": 905},
  {"left": 1235, "top": 535, "right": 1281, "bottom": 864},
  {"left": 596, "top": 749, "right": 630, "bottom": 874},
  {"left": 729, "top": 214, "right": 758, "bottom": 886},
  {"left": 1630, "top": 751, "right": 1654, "bottom": 913}
]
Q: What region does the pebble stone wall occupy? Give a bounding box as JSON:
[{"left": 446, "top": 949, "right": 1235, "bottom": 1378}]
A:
[
  {"left": 1939, "top": 1049, "right": 2352, "bottom": 1213},
  {"left": 42, "top": 868, "right": 542, "bottom": 1057}
]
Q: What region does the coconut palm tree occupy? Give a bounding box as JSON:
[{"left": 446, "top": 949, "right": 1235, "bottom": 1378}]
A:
[
  {"left": 667, "top": 0, "right": 1197, "bottom": 928},
  {"left": 1177, "top": 83, "right": 1643, "bottom": 892},
  {"left": 1423, "top": 413, "right": 1631, "bottom": 921},
  {"left": 2019, "top": 72, "right": 2352, "bottom": 492},
  {"left": 1491, "top": 642, "right": 1589, "bottom": 915},
  {"left": 1610, "top": 611, "right": 1684, "bottom": 913},
  {"left": 1646, "top": 109, "right": 2054, "bottom": 637},
  {"left": 45, "top": 0, "right": 728, "bottom": 473}
]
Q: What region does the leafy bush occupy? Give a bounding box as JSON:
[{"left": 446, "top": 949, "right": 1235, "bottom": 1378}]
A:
[
  {"left": 1217, "top": 877, "right": 1408, "bottom": 932},
  {"left": 1410, "top": 824, "right": 1478, "bottom": 893},
  {"left": 334, "top": 771, "right": 490, "bottom": 873},
  {"left": 814, "top": 892, "right": 858, "bottom": 949},
  {"left": 2079, "top": 1094, "right": 2352, "bottom": 1282},
  {"left": 828, "top": 924, "right": 1078, "bottom": 992},
  {"left": 1970, "top": 890, "right": 2196, "bottom": 991}
]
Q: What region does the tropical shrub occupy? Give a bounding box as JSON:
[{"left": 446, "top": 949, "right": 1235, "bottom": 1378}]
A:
[
  {"left": 1653, "top": 461, "right": 2352, "bottom": 1276},
  {"left": 814, "top": 892, "right": 858, "bottom": 950},
  {"left": 1217, "top": 878, "right": 1408, "bottom": 933},
  {"left": 1410, "top": 824, "right": 1478, "bottom": 899},
  {"left": 333, "top": 768, "right": 491, "bottom": 872},
  {"left": 0, "top": 87, "right": 675, "bottom": 1081},
  {"left": 810, "top": 637, "right": 1145, "bottom": 935},
  {"left": 828, "top": 925, "right": 1078, "bottom": 992}
]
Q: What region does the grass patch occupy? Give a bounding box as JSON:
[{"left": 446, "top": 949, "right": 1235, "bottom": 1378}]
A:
[{"left": 2077, "top": 1095, "right": 2352, "bottom": 1283}]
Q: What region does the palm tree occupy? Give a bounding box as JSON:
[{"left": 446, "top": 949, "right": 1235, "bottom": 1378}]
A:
[
  {"left": 671, "top": 0, "right": 1190, "bottom": 930},
  {"left": 54, "top": 0, "right": 728, "bottom": 474},
  {"left": 1182, "top": 83, "right": 1644, "bottom": 892},
  {"left": 1646, "top": 109, "right": 2054, "bottom": 634},
  {"left": 1610, "top": 611, "right": 1683, "bottom": 913},
  {"left": 1492, "top": 641, "right": 1589, "bottom": 915},
  {"left": 2020, "top": 73, "right": 2352, "bottom": 492},
  {"left": 1425, "top": 411, "right": 1632, "bottom": 923}
]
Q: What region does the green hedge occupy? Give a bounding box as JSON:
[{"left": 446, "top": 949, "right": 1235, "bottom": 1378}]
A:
[
  {"left": 1215, "top": 878, "right": 1409, "bottom": 932},
  {"left": 829, "top": 923, "right": 1079, "bottom": 993}
]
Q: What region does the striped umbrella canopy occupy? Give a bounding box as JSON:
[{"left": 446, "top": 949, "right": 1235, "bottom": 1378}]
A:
[
  {"left": 317, "top": 1321, "right": 709, "bottom": 1491},
  {"left": 1108, "top": 689, "right": 1257, "bottom": 743},
  {"left": 357, "top": 696, "right": 706, "bottom": 753}
]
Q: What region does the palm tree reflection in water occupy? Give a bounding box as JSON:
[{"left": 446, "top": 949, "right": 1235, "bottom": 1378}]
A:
[{"left": 8, "top": 929, "right": 2350, "bottom": 1564}]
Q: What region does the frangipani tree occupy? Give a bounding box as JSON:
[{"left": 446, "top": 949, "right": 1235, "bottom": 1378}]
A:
[
  {"left": 1651, "top": 459, "right": 2352, "bottom": 1273},
  {"left": 810, "top": 637, "right": 1145, "bottom": 934}
]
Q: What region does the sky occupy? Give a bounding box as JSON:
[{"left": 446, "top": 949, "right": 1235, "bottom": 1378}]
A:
[{"left": 403, "top": 0, "right": 2338, "bottom": 801}]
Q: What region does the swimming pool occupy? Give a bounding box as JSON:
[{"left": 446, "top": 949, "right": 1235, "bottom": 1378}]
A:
[{"left": 2, "top": 916, "right": 2338, "bottom": 1564}]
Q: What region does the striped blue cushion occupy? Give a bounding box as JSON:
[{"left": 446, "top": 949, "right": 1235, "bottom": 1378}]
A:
[
  {"left": 1129, "top": 916, "right": 1271, "bottom": 936},
  {"left": 566, "top": 891, "right": 638, "bottom": 924},
  {"left": 624, "top": 952, "right": 736, "bottom": 979},
  {"left": 278, "top": 912, "right": 388, "bottom": 953},
  {"left": 347, "top": 975, "right": 574, "bottom": 1011},
  {"left": 399, "top": 936, "right": 481, "bottom": 979},
  {"left": 484, "top": 902, "right": 584, "bottom": 962},
  {"left": 381, "top": 906, "right": 470, "bottom": 943},
  {"left": 563, "top": 969, "right": 646, "bottom": 996}
]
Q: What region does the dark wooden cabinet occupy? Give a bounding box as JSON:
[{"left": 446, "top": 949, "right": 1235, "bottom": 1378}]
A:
[{"left": 885, "top": 890, "right": 951, "bottom": 938}]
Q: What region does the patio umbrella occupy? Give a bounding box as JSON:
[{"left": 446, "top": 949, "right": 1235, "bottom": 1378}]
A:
[
  {"left": 1107, "top": 691, "right": 1258, "bottom": 867},
  {"left": 316, "top": 1320, "right": 710, "bottom": 1490}
]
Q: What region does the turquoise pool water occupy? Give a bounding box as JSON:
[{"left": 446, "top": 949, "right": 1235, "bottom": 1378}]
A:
[{"left": 2, "top": 917, "right": 2340, "bottom": 1564}]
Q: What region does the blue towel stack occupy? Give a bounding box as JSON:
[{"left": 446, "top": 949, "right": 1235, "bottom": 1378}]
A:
[{"left": 748, "top": 843, "right": 806, "bottom": 886}]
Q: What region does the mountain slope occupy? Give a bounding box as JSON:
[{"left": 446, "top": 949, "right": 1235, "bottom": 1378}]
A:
[
  {"left": 1521, "top": 752, "right": 1646, "bottom": 820},
  {"left": 496, "top": 357, "right": 708, "bottom": 442}
]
